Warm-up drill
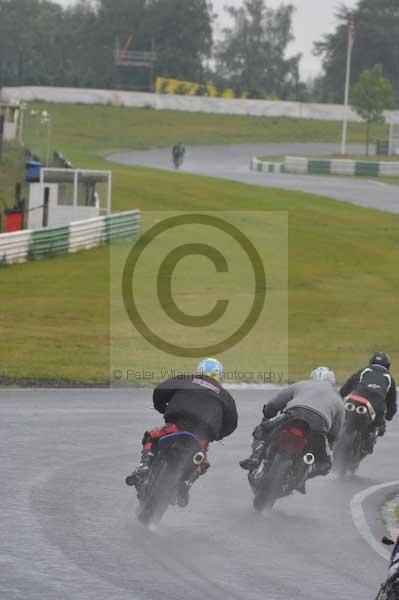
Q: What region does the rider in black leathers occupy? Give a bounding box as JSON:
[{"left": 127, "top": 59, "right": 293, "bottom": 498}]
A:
[
  {"left": 125, "top": 358, "right": 238, "bottom": 507},
  {"left": 340, "top": 352, "right": 397, "bottom": 451},
  {"left": 172, "top": 142, "right": 185, "bottom": 165}
]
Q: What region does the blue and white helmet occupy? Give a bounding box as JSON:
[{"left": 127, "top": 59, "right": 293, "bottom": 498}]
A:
[
  {"left": 197, "top": 358, "right": 224, "bottom": 382},
  {"left": 310, "top": 366, "right": 336, "bottom": 386}
]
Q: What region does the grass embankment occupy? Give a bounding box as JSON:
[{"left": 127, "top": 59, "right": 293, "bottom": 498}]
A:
[{"left": 1, "top": 103, "right": 398, "bottom": 384}]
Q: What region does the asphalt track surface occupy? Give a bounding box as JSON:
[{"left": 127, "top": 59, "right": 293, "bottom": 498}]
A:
[
  {"left": 3, "top": 389, "right": 399, "bottom": 600},
  {"left": 109, "top": 143, "right": 399, "bottom": 214}
]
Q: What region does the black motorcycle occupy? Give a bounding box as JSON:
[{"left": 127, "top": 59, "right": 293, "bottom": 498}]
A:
[
  {"left": 333, "top": 395, "right": 377, "bottom": 478},
  {"left": 136, "top": 430, "right": 205, "bottom": 525},
  {"left": 248, "top": 418, "right": 315, "bottom": 511},
  {"left": 375, "top": 535, "right": 399, "bottom": 600},
  {"left": 172, "top": 146, "right": 185, "bottom": 169}
]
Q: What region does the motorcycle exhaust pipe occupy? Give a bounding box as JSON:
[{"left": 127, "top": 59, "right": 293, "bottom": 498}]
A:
[
  {"left": 193, "top": 451, "right": 205, "bottom": 466},
  {"left": 303, "top": 453, "right": 315, "bottom": 465}
]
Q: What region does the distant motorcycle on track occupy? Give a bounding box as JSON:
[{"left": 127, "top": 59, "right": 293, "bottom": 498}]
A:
[
  {"left": 333, "top": 395, "right": 378, "bottom": 478},
  {"left": 375, "top": 535, "right": 399, "bottom": 600},
  {"left": 172, "top": 144, "right": 185, "bottom": 169},
  {"left": 135, "top": 430, "right": 205, "bottom": 525},
  {"left": 247, "top": 417, "right": 315, "bottom": 511}
]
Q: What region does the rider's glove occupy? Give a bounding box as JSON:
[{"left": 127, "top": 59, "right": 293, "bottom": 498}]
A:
[{"left": 263, "top": 404, "right": 277, "bottom": 419}]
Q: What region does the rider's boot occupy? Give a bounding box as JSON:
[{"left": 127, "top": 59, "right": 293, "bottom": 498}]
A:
[
  {"left": 307, "top": 457, "right": 332, "bottom": 480},
  {"left": 296, "top": 481, "right": 307, "bottom": 495},
  {"left": 177, "top": 462, "right": 209, "bottom": 508},
  {"left": 240, "top": 441, "right": 265, "bottom": 470},
  {"left": 125, "top": 449, "right": 154, "bottom": 487}
]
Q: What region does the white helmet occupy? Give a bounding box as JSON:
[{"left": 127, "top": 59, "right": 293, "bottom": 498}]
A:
[{"left": 310, "top": 366, "right": 336, "bottom": 386}]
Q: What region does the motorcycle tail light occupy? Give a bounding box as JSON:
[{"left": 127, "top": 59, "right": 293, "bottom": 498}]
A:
[{"left": 279, "top": 427, "right": 308, "bottom": 454}]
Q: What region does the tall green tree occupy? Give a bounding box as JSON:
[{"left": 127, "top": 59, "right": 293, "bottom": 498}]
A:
[
  {"left": 350, "top": 64, "right": 396, "bottom": 154},
  {"left": 314, "top": 0, "right": 399, "bottom": 103},
  {"left": 95, "top": 0, "right": 149, "bottom": 88},
  {"left": 215, "top": 0, "right": 301, "bottom": 99},
  {"left": 149, "top": 0, "right": 213, "bottom": 81},
  {"left": 0, "top": 0, "right": 213, "bottom": 89}
]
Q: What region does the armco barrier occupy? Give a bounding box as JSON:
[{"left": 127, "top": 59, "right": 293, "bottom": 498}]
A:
[
  {"left": 355, "top": 161, "right": 380, "bottom": 177},
  {"left": 250, "top": 158, "right": 284, "bottom": 173},
  {"left": 0, "top": 210, "right": 141, "bottom": 265},
  {"left": 30, "top": 226, "right": 70, "bottom": 260},
  {"left": 255, "top": 156, "right": 399, "bottom": 178},
  {"left": 0, "top": 230, "right": 32, "bottom": 264},
  {"left": 104, "top": 210, "right": 141, "bottom": 243},
  {"left": 69, "top": 216, "right": 105, "bottom": 253},
  {"left": 284, "top": 157, "right": 309, "bottom": 174}
]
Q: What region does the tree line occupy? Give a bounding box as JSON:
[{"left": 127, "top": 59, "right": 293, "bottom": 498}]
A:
[{"left": 0, "top": 0, "right": 398, "bottom": 104}]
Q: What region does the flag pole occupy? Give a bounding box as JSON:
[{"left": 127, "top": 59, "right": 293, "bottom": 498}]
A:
[{"left": 341, "top": 14, "right": 355, "bottom": 155}]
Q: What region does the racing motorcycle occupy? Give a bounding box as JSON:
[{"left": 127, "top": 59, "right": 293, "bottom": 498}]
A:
[
  {"left": 333, "top": 394, "right": 377, "bottom": 478},
  {"left": 375, "top": 535, "right": 399, "bottom": 600},
  {"left": 172, "top": 146, "right": 185, "bottom": 169},
  {"left": 248, "top": 417, "right": 315, "bottom": 511},
  {"left": 136, "top": 430, "right": 205, "bottom": 525}
]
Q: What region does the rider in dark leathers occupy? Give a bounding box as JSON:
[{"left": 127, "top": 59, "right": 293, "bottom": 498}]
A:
[
  {"left": 340, "top": 352, "right": 397, "bottom": 452},
  {"left": 240, "top": 367, "right": 345, "bottom": 490},
  {"left": 172, "top": 142, "right": 185, "bottom": 166},
  {"left": 125, "top": 358, "right": 238, "bottom": 506}
]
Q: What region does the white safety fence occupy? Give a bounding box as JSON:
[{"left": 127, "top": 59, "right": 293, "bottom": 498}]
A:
[
  {"left": 250, "top": 158, "right": 284, "bottom": 173},
  {"left": 0, "top": 230, "right": 31, "bottom": 263},
  {"left": 68, "top": 216, "right": 105, "bottom": 253},
  {"left": 379, "top": 162, "right": 399, "bottom": 177},
  {"left": 0, "top": 210, "right": 140, "bottom": 265},
  {"left": 284, "top": 157, "right": 308, "bottom": 174},
  {"left": 330, "top": 159, "right": 356, "bottom": 176},
  {"left": 4, "top": 86, "right": 399, "bottom": 123}
]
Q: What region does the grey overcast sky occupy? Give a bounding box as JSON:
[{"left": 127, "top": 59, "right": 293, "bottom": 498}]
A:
[{"left": 54, "top": 0, "right": 359, "bottom": 78}]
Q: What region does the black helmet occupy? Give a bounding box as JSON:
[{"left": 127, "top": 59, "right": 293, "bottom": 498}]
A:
[{"left": 369, "top": 352, "right": 391, "bottom": 370}]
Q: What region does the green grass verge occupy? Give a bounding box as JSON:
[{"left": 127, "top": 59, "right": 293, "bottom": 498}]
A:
[
  {"left": 0, "top": 103, "right": 398, "bottom": 384},
  {"left": 1, "top": 169, "right": 399, "bottom": 384},
  {"left": 25, "top": 103, "right": 387, "bottom": 163}
]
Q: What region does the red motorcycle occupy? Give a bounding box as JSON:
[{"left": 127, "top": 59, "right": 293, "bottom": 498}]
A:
[
  {"left": 333, "top": 394, "right": 377, "bottom": 478},
  {"left": 248, "top": 418, "right": 315, "bottom": 511},
  {"left": 136, "top": 431, "right": 205, "bottom": 525}
]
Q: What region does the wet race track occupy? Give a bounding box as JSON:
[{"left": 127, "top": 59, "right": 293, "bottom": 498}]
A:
[
  {"left": 2, "top": 389, "right": 398, "bottom": 600},
  {"left": 109, "top": 143, "right": 399, "bottom": 214}
]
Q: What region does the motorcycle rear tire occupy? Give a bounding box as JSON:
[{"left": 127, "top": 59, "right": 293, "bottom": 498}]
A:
[
  {"left": 253, "top": 453, "right": 292, "bottom": 511},
  {"left": 333, "top": 430, "right": 360, "bottom": 479},
  {"left": 136, "top": 459, "right": 177, "bottom": 525}
]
